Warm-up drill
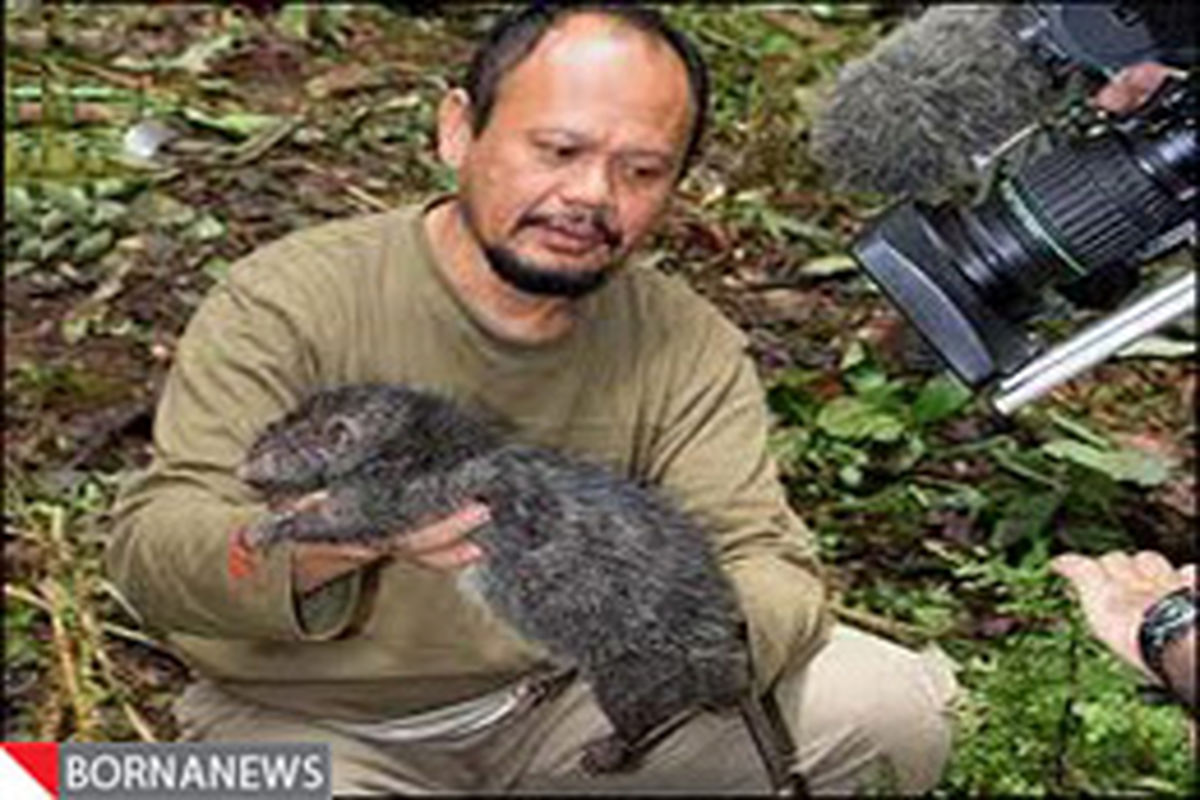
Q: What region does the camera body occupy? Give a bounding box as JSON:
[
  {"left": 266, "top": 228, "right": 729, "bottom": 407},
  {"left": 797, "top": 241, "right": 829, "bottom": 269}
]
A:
[{"left": 850, "top": 3, "right": 1196, "bottom": 412}]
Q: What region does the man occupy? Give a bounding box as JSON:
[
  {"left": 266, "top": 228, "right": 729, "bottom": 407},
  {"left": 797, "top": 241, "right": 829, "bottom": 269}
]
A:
[{"left": 107, "top": 5, "right": 958, "bottom": 794}]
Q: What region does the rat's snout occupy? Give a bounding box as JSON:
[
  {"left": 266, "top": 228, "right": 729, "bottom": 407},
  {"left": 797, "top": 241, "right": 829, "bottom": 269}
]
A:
[{"left": 237, "top": 453, "right": 273, "bottom": 486}]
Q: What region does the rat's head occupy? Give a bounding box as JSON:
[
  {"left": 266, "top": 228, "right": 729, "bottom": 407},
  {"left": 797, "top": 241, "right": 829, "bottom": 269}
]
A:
[{"left": 239, "top": 385, "right": 423, "bottom": 494}]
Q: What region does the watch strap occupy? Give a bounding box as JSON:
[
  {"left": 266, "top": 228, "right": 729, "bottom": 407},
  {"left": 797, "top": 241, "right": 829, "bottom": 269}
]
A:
[{"left": 1137, "top": 586, "right": 1197, "bottom": 686}]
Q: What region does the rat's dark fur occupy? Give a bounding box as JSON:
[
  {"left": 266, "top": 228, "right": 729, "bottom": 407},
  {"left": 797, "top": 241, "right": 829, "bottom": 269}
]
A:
[{"left": 241, "top": 383, "right": 752, "bottom": 775}]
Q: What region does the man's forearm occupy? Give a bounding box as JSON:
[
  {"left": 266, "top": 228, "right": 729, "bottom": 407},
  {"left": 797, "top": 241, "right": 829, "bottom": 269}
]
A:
[
  {"left": 109, "top": 473, "right": 363, "bottom": 641},
  {"left": 108, "top": 480, "right": 295, "bottom": 638}
]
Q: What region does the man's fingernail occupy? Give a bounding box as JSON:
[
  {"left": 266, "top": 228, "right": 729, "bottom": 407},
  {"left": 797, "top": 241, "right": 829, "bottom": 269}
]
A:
[{"left": 470, "top": 505, "right": 491, "bottom": 523}]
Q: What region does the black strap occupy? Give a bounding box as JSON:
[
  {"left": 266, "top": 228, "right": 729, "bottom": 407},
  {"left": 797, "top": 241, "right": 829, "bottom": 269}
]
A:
[{"left": 740, "top": 691, "right": 810, "bottom": 797}]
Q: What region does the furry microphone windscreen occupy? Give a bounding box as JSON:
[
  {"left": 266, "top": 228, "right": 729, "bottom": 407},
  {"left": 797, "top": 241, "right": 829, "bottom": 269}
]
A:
[{"left": 809, "top": 4, "right": 1061, "bottom": 197}]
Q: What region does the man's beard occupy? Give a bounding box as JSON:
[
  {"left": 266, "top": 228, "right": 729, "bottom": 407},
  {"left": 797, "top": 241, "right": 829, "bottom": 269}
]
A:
[
  {"left": 482, "top": 244, "right": 613, "bottom": 299},
  {"left": 458, "top": 200, "right": 622, "bottom": 300}
]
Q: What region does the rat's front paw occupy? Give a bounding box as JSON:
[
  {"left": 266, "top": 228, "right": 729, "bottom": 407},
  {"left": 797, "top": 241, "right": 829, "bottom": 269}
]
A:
[{"left": 246, "top": 489, "right": 378, "bottom": 548}]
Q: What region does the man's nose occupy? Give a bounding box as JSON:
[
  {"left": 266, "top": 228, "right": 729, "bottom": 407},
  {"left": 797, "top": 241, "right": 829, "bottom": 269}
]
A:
[{"left": 563, "top": 157, "right": 615, "bottom": 209}]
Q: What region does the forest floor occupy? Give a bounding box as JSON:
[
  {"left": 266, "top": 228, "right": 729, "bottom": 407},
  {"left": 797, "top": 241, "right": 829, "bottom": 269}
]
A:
[{"left": 5, "top": 5, "right": 1195, "bottom": 794}]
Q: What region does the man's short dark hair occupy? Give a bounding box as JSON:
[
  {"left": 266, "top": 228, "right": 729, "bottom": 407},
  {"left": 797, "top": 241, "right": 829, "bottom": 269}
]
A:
[{"left": 463, "top": 2, "right": 710, "bottom": 176}]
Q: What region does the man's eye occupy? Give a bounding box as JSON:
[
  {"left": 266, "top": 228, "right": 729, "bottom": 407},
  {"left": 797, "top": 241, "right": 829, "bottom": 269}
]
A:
[
  {"left": 624, "top": 163, "right": 666, "bottom": 183},
  {"left": 537, "top": 142, "right": 579, "bottom": 161}
]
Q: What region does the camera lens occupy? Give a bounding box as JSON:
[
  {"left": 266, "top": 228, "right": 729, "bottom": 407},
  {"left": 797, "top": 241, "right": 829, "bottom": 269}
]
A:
[
  {"left": 852, "top": 80, "right": 1195, "bottom": 387},
  {"left": 973, "top": 118, "right": 1194, "bottom": 309}
]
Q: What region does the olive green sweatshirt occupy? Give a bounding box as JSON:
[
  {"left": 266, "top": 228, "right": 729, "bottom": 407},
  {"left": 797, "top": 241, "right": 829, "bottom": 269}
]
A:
[{"left": 106, "top": 198, "right": 831, "bottom": 721}]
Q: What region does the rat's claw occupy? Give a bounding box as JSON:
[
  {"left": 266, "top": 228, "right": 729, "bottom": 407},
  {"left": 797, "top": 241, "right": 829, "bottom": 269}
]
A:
[
  {"left": 243, "top": 516, "right": 289, "bottom": 549},
  {"left": 291, "top": 489, "right": 331, "bottom": 512}
]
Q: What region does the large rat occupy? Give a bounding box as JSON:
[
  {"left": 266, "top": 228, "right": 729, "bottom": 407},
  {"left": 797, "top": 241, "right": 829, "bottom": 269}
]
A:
[{"left": 238, "top": 383, "right": 774, "bottom": 777}]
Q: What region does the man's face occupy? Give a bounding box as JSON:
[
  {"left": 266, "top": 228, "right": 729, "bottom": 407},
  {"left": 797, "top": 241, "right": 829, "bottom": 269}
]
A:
[{"left": 447, "top": 14, "right": 694, "bottom": 297}]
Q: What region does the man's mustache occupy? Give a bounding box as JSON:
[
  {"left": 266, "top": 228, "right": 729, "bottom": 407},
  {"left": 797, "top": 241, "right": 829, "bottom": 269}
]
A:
[{"left": 520, "top": 210, "right": 623, "bottom": 249}]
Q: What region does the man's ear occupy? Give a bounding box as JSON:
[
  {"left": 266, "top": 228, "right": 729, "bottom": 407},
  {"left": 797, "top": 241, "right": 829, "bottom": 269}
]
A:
[{"left": 437, "top": 88, "right": 475, "bottom": 170}]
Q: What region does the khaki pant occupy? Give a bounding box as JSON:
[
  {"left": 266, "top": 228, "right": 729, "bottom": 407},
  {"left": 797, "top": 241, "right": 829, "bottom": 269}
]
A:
[{"left": 174, "top": 625, "right": 960, "bottom": 795}]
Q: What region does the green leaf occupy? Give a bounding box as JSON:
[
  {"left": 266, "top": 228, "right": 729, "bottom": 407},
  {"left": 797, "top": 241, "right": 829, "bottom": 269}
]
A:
[
  {"left": 1041, "top": 439, "right": 1170, "bottom": 487},
  {"left": 92, "top": 178, "right": 142, "bottom": 200},
  {"left": 991, "top": 490, "right": 1061, "bottom": 549},
  {"left": 168, "top": 33, "right": 237, "bottom": 75},
  {"left": 44, "top": 184, "right": 90, "bottom": 219},
  {"left": 846, "top": 367, "right": 890, "bottom": 397},
  {"left": 855, "top": 377, "right": 904, "bottom": 409},
  {"left": 6, "top": 185, "right": 34, "bottom": 222},
  {"left": 90, "top": 201, "right": 128, "bottom": 228},
  {"left": 768, "top": 384, "right": 816, "bottom": 426},
  {"left": 913, "top": 374, "right": 972, "bottom": 426},
  {"left": 276, "top": 4, "right": 312, "bottom": 40},
  {"left": 40, "top": 208, "right": 72, "bottom": 237},
  {"left": 1117, "top": 335, "right": 1196, "bottom": 360},
  {"left": 202, "top": 257, "right": 231, "bottom": 283},
  {"left": 72, "top": 228, "right": 114, "bottom": 264},
  {"left": 837, "top": 463, "right": 863, "bottom": 488},
  {"left": 839, "top": 340, "right": 867, "bottom": 371},
  {"left": 188, "top": 214, "right": 226, "bottom": 243},
  {"left": 1047, "top": 410, "right": 1111, "bottom": 449},
  {"left": 1057, "top": 524, "right": 1130, "bottom": 552},
  {"left": 758, "top": 207, "right": 841, "bottom": 247},
  {"left": 798, "top": 253, "right": 858, "bottom": 278},
  {"left": 817, "top": 396, "right": 905, "bottom": 442},
  {"left": 182, "top": 108, "right": 281, "bottom": 139}
]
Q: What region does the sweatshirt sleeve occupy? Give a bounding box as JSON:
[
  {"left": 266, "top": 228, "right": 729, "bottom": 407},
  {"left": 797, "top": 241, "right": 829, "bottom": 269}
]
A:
[
  {"left": 644, "top": 318, "right": 832, "bottom": 690},
  {"left": 105, "top": 246, "right": 363, "bottom": 641}
]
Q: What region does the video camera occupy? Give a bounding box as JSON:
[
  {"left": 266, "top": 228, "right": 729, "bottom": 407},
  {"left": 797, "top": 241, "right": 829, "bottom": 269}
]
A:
[{"left": 850, "top": 3, "right": 1196, "bottom": 414}]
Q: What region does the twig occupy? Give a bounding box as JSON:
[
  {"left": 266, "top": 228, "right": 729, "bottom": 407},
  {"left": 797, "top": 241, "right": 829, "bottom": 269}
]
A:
[
  {"left": 760, "top": 10, "right": 822, "bottom": 43},
  {"left": 42, "top": 577, "right": 98, "bottom": 739},
  {"left": 64, "top": 400, "right": 155, "bottom": 471},
  {"left": 1054, "top": 619, "right": 1082, "bottom": 790},
  {"left": 831, "top": 600, "right": 941, "bottom": 647},
  {"left": 9, "top": 581, "right": 168, "bottom": 741},
  {"left": 54, "top": 54, "right": 150, "bottom": 91},
  {"left": 990, "top": 449, "right": 1064, "bottom": 491},
  {"left": 78, "top": 601, "right": 159, "bottom": 742},
  {"left": 4, "top": 582, "right": 51, "bottom": 614},
  {"left": 342, "top": 182, "right": 392, "bottom": 212},
  {"left": 38, "top": 507, "right": 105, "bottom": 739},
  {"left": 101, "top": 621, "right": 175, "bottom": 655},
  {"left": 7, "top": 582, "right": 172, "bottom": 655},
  {"left": 224, "top": 117, "right": 302, "bottom": 167},
  {"left": 739, "top": 275, "right": 852, "bottom": 292},
  {"left": 934, "top": 434, "right": 1017, "bottom": 459},
  {"left": 298, "top": 159, "right": 392, "bottom": 211},
  {"left": 3, "top": 524, "right": 44, "bottom": 546}
]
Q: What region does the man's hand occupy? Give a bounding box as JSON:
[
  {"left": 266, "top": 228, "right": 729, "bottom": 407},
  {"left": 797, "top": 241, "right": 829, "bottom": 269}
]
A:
[
  {"left": 1051, "top": 550, "right": 1194, "bottom": 682},
  {"left": 289, "top": 500, "right": 490, "bottom": 594},
  {"left": 1092, "top": 62, "right": 1175, "bottom": 114}
]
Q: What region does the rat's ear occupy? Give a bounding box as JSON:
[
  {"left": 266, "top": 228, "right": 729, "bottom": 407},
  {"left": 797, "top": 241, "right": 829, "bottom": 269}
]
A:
[{"left": 323, "top": 414, "right": 362, "bottom": 450}]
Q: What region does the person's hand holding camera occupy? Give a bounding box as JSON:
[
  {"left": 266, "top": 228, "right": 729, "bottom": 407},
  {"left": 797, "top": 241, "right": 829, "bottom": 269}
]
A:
[{"left": 1092, "top": 62, "right": 1175, "bottom": 113}]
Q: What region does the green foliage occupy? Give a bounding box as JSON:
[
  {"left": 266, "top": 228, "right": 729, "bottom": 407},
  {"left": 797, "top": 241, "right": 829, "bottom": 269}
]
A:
[
  {"left": 1042, "top": 439, "right": 1171, "bottom": 487},
  {"left": 768, "top": 338, "right": 1191, "bottom": 794},
  {"left": 942, "top": 626, "right": 1195, "bottom": 795},
  {"left": 3, "top": 469, "right": 159, "bottom": 741},
  {"left": 770, "top": 343, "right": 973, "bottom": 492}
]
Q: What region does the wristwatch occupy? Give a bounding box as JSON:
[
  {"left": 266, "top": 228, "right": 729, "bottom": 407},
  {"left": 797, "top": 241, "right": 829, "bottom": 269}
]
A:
[{"left": 1137, "top": 586, "right": 1197, "bottom": 687}]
